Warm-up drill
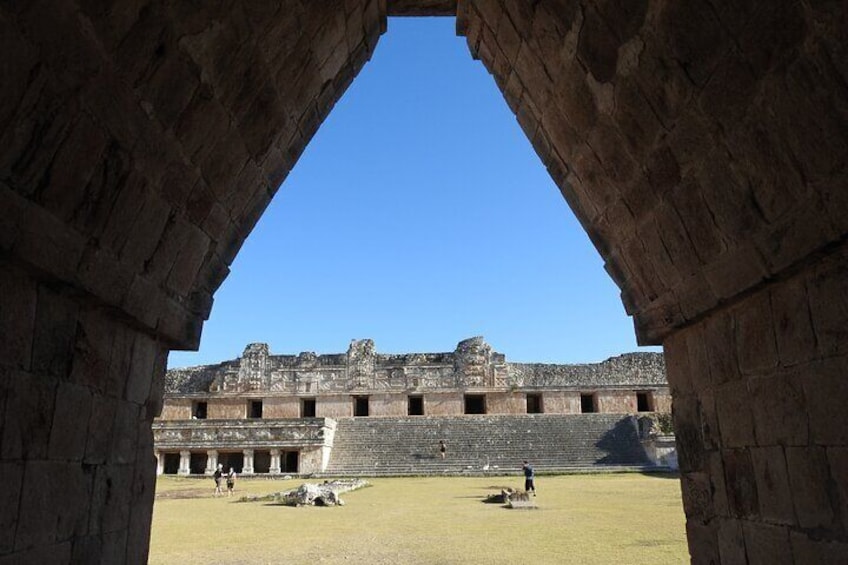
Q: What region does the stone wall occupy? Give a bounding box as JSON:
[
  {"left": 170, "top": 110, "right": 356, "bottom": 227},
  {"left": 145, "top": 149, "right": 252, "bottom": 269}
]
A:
[
  {"left": 2, "top": 0, "right": 846, "bottom": 562},
  {"left": 0, "top": 259, "right": 164, "bottom": 563},
  {"left": 165, "top": 339, "right": 667, "bottom": 396},
  {"left": 666, "top": 246, "right": 848, "bottom": 561}
]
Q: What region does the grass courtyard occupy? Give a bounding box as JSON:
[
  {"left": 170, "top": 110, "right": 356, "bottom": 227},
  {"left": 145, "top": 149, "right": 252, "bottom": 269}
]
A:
[{"left": 150, "top": 473, "right": 688, "bottom": 564}]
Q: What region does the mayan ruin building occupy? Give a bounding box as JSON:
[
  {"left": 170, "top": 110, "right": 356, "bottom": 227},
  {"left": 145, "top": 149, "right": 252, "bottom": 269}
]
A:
[
  {"left": 155, "top": 338, "right": 671, "bottom": 475},
  {"left": 2, "top": 0, "right": 848, "bottom": 563}
]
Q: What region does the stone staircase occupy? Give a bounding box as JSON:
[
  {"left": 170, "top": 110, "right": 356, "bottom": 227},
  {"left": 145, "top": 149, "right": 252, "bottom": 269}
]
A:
[{"left": 320, "top": 414, "right": 659, "bottom": 477}]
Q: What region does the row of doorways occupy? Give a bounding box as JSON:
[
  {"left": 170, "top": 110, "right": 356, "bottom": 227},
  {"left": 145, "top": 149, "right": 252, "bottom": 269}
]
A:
[{"left": 161, "top": 450, "right": 300, "bottom": 474}]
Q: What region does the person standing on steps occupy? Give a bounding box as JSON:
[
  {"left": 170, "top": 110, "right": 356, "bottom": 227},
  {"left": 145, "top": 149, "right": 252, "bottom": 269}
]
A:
[
  {"left": 522, "top": 461, "right": 536, "bottom": 496},
  {"left": 439, "top": 439, "right": 447, "bottom": 459}
]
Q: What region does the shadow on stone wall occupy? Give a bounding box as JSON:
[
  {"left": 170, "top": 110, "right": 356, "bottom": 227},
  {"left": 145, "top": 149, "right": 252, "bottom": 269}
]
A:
[{"left": 594, "top": 417, "right": 652, "bottom": 466}]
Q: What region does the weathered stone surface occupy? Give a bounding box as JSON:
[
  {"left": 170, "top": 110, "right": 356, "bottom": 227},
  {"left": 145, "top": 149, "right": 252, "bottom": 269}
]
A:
[
  {"left": 277, "top": 479, "right": 368, "bottom": 507},
  {"left": 1, "top": 1, "right": 848, "bottom": 562}
]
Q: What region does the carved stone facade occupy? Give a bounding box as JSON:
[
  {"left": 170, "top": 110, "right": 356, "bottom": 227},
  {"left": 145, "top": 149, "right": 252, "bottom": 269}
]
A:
[{"left": 155, "top": 338, "right": 669, "bottom": 475}]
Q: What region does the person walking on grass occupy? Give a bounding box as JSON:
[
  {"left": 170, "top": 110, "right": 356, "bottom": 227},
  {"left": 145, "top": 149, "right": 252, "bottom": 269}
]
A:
[
  {"left": 226, "top": 467, "right": 236, "bottom": 497},
  {"left": 213, "top": 464, "right": 223, "bottom": 496},
  {"left": 522, "top": 461, "right": 536, "bottom": 496}
]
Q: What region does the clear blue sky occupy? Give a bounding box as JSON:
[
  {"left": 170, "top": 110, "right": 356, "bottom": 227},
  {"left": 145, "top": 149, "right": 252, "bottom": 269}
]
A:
[{"left": 168, "top": 18, "right": 659, "bottom": 369}]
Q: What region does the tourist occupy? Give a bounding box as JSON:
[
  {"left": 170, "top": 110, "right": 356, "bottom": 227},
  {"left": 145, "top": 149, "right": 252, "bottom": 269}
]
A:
[
  {"left": 439, "top": 439, "right": 446, "bottom": 459},
  {"left": 522, "top": 461, "right": 536, "bottom": 496},
  {"left": 213, "top": 464, "right": 223, "bottom": 496},
  {"left": 226, "top": 467, "right": 237, "bottom": 496}
]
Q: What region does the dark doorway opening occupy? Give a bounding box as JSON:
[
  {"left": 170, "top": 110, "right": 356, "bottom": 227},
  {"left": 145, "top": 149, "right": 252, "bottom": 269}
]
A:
[
  {"left": 163, "top": 453, "right": 180, "bottom": 475},
  {"left": 189, "top": 452, "right": 207, "bottom": 474},
  {"left": 284, "top": 451, "right": 299, "bottom": 473},
  {"left": 464, "top": 394, "right": 486, "bottom": 414},
  {"left": 218, "top": 452, "right": 245, "bottom": 473},
  {"left": 408, "top": 395, "right": 424, "bottom": 416},
  {"left": 302, "top": 398, "right": 316, "bottom": 418},
  {"left": 580, "top": 393, "right": 597, "bottom": 413},
  {"left": 353, "top": 396, "right": 369, "bottom": 417},
  {"left": 636, "top": 392, "right": 653, "bottom": 412},
  {"left": 254, "top": 451, "right": 271, "bottom": 473},
  {"left": 249, "top": 400, "right": 263, "bottom": 418},
  {"left": 192, "top": 401, "right": 207, "bottom": 419},
  {"left": 526, "top": 393, "right": 543, "bottom": 414}
]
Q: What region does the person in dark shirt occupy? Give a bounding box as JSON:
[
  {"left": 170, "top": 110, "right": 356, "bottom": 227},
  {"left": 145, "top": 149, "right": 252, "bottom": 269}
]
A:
[
  {"left": 439, "top": 440, "right": 447, "bottom": 459},
  {"left": 522, "top": 461, "right": 536, "bottom": 496}
]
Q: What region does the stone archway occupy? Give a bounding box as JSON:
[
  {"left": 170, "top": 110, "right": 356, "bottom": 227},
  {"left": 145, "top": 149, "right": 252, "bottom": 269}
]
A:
[{"left": 1, "top": 1, "right": 846, "bottom": 562}]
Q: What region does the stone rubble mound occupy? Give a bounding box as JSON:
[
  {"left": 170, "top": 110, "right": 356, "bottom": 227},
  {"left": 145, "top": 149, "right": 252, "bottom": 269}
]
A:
[{"left": 277, "top": 479, "right": 369, "bottom": 507}]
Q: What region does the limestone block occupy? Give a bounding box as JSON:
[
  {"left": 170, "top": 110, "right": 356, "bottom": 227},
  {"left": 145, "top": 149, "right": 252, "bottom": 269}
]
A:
[
  {"left": 808, "top": 251, "right": 848, "bottom": 358},
  {"left": 0, "top": 541, "right": 71, "bottom": 565},
  {"left": 69, "top": 310, "right": 115, "bottom": 394},
  {"left": 15, "top": 460, "right": 90, "bottom": 550},
  {"left": 680, "top": 471, "right": 713, "bottom": 521},
  {"left": 790, "top": 531, "right": 848, "bottom": 565},
  {"left": 1, "top": 371, "right": 56, "bottom": 461},
  {"left": 715, "top": 381, "right": 756, "bottom": 448},
  {"left": 672, "top": 393, "right": 704, "bottom": 473},
  {"left": 109, "top": 401, "right": 140, "bottom": 465},
  {"left": 749, "top": 372, "right": 808, "bottom": 447},
  {"left": 716, "top": 518, "right": 746, "bottom": 565},
  {"left": 770, "top": 277, "right": 818, "bottom": 367},
  {"left": 684, "top": 519, "right": 719, "bottom": 565},
  {"left": 785, "top": 446, "right": 836, "bottom": 529},
  {"left": 103, "top": 530, "right": 131, "bottom": 565},
  {"left": 707, "top": 451, "right": 728, "bottom": 518},
  {"left": 48, "top": 382, "right": 93, "bottom": 461},
  {"left": 38, "top": 112, "right": 109, "bottom": 225},
  {"left": 723, "top": 449, "right": 759, "bottom": 519},
  {"left": 0, "top": 262, "right": 36, "bottom": 371},
  {"left": 734, "top": 292, "right": 778, "bottom": 376},
  {"left": 124, "top": 334, "right": 157, "bottom": 406},
  {"left": 750, "top": 446, "right": 795, "bottom": 525},
  {"left": 70, "top": 535, "right": 102, "bottom": 564},
  {"left": 826, "top": 447, "right": 848, "bottom": 536},
  {"left": 801, "top": 358, "right": 848, "bottom": 446},
  {"left": 85, "top": 395, "right": 117, "bottom": 464},
  {"left": 89, "top": 464, "right": 134, "bottom": 535},
  {"left": 742, "top": 522, "right": 792, "bottom": 565},
  {"left": 0, "top": 462, "right": 23, "bottom": 553},
  {"left": 702, "top": 311, "right": 741, "bottom": 386}
]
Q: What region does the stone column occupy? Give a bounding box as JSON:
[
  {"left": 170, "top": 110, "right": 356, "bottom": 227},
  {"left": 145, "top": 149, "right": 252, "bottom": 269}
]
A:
[
  {"left": 269, "top": 449, "right": 282, "bottom": 474},
  {"left": 154, "top": 451, "right": 164, "bottom": 476},
  {"left": 178, "top": 450, "right": 191, "bottom": 475},
  {"left": 242, "top": 449, "right": 254, "bottom": 474},
  {"left": 205, "top": 450, "right": 218, "bottom": 475}
]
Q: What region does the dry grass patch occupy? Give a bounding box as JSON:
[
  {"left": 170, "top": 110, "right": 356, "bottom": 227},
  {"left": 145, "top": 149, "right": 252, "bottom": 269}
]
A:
[{"left": 150, "top": 473, "right": 687, "bottom": 564}]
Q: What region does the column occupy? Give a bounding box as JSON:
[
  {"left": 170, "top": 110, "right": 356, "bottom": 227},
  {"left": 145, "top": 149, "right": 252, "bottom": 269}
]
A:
[
  {"left": 205, "top": 450, "right": 218, "bottom": 475},
  {"left": 154, "top": 451, "right": 164, "bottom": 476},
  {"left": 178, "top": 450, "right": 191, "bottom": 475},
  {"left": 269, "top": 449, "right": 281, "bottom": 474},
  {"left": 242, "top": 449, "right": 254, "bottom": 474}
]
